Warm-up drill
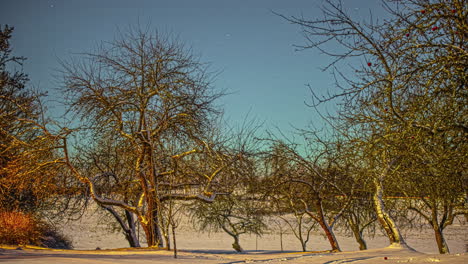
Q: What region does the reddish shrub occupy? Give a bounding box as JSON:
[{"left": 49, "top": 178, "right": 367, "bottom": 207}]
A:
[
  {"left": 0, "top": 211, "right": 72, "bottom": 248},
  {"left": 0, "top": 211, "right": 42, "bottom": 245}
]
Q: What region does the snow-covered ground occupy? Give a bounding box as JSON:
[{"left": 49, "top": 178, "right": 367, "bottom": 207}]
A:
[
  {"left": 1, "top": 205, "right": 466, "bottom": 264},
  {"left": 1, "top": 245, "right": 467, "bottom": 264}
]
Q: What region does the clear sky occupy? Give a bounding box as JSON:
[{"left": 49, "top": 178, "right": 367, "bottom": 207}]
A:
[{"left": 1, "top": 0, "right": 384, "bottom": 135}]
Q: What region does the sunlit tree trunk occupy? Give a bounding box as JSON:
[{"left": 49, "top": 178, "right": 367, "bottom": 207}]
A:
[
  {"left": 318, "top": 220, "right": 341, "bottom": 252},
  {"left": 430, "top": 199, "right": 450, "bottom": 254},
  {"left": 140, "top": 218, "right": 163, "bottom": 247},
  {"left": 311, "top": 199, "right": 341, "bottom": 252},
  {"left": 373, "top": 178, "right": 406, "bottom": 246},
  {"left": 433, "top": 226, "right": 449, "bottom": 254},
  {"left": 409, "top": 198, "right": 452, "bottom": 254}
]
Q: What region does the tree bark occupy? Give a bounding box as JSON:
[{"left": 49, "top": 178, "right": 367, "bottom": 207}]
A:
[
  {"left": 172, "top": 224, "right": 177, "bottom": 258},
  {"left": 373, "top": 178, "right": 406, "bottom": 246},
  {"left": 220, "top": 225, "right": 244, "bottom": 252},
  {"left": 141, "top": 222, "right": 152, "bottom": 247},
  {"left": 355, "top": 231, "right": 367, "bottom": 251},
  {"left": 317, "top": 216, "right": 341, "bottom": 252},
  {"left": 141, "top": 218, "right": 163, "bottom": 248},
  {"left": 297, "top": 219, "right": 307, "bottom": 252},
  {"left": 347, "top": 218, "right": 367, "bottom": 250},
  {"left": 280, "top": 230, "right": 283, "bottom": 252},
  {"left": 101, "top": 205, "right": 140, "bottom": 247},
  {"left": 433, "top": 226, "right": 449, "bottom": 254},
  {"left": 312, "top": 200, "right": 341, "bottom": 252},
  {"left": 232, "top": 235, "right": 243, "bottom": 252},
  {"left": 408, "top": 197, "right": 455, "bottom": 254},
  {"left": 432, "top": 199, "right": 450, "bottom": 254},
  {"left": 161, "top": 212, "right": 170, "bottom": 250},
  {"left": 145, "top": 201, "right": 164, "bottom": 247},
  {"left": 300, "top": 238, "right": 307, "bottom": 252},
  {"left": 124, "top": 210, "right": 140, "bottom": 247}
]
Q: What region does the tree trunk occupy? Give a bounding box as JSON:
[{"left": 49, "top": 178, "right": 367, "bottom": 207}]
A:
[
  {"left": 297, "top": 224, "right": 307, "bottom": 252},
  {"left": 141, "top": 219, "right": 163, "bottom": 247},
  {"left": 143, "top": 143, "right": 164, "bottom": 248},
  {"left": 232, "top": 235, "right": 243, "bottom": 252},
  {"left": 347, "top": 218, "right": 367, "bottom": 250},
  {"left": 153, "top": 221, "right": 163, "bottom": 247},
  {"left": 433, "top": 226, "right": 449, "bottom": 254},
  {"left": 164, "top": 232, "right": 170, "bottom": 250},
  {"left": 354, "top": 230, "right": 367, "bottom": 250},
  {"left": 409, "top": 198, "right": 452, "bottom": 254},
  {"left": 101, "top": 205, "right": 140, "bottom": 247},
  {"left": 430, "top": 199, "right": 450, "bottom": 254},
  {"left": 373, "top": 178, "right": 406, "bottom": 246},
  {"left": 280, "top": 231, "right": 283, "bottom": 252},
  {"left": 314, "top": 200, "right": 341, "bottom": 252},
  {"left": 300, "top": 239, "right": 307, "bottom": 252},
  {"left": 172, "top": 224, "right": 178, "bottom": 258},
  {"left": 141, "top": 222, "right": 153, "bottom": 247},
  {"left": 317, "top": 218, "right": 341, "bottom": 252},
  {"left": 149, "top": 208, "right": 164, "bottom": 247},
  {"left": 355, "top": 231, "right": 367, "bottom": 251},
  {"left": 124, "top": 229, "right": 140, "bottom": 248},
  {"left": 162, "top": 214, "right": 170, "bottom": 251},
  {"left": 124, "top": 210, "right": 140, "bottom": 247},
  {"left": 220, "top": 225, "right": 243, "bottom": 252},
  {"left": 125, "top": 230, "right": 140, "bottom": 247}
]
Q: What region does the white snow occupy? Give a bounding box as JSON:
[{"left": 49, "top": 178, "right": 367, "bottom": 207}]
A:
[{"left": 1, "top": 205, "right": 466, "bottom": 264}]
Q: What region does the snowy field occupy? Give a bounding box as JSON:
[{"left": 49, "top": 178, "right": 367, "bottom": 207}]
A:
[{"left": 1, "top": 205, "right": 466, "bottom": 264}]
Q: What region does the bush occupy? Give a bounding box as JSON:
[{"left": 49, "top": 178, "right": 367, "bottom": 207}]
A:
[
  {"left": 0, "top": 211, "right": 41, "bottom": 245},
  {"left": 0, "top": 211, "right": 72, "bottom": 249}
]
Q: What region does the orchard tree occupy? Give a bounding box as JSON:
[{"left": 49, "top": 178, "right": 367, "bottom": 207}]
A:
[
  {"left": 312, "top": 132, "right": 378, "bottom": 251},
  {"left": 261, "top": 143, "right": 316, "bottom": 252},
  {"left": 399, "top": 128, "right": 466, "bottom": 254},
  {"left": 191, "top": 195, "right": 266, "bottom": 252},
  {"left": 270, "top": 185, "right": 317, "bottom": 252},
  {"left": 339, "top": 192, "right": 377, "bottom": 251},
  {"left": 76, "top": 132, "right": 142, "bottom": 247},
  {"left": 264, "top": 139, "right": 354, "bottom": 252},
  {"left": 57, "top": 27, "right": 244, "bottom": 248},
  {"left": 281, "top": 0, "right": 467, "bottom": 252},
  {"left": 190, "top": 145, "right": 265, "bottom": 253}
]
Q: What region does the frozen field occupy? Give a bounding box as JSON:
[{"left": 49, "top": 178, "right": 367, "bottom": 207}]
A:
[{"left": 1, "top": 205, "right": 466, "bottom": 264}]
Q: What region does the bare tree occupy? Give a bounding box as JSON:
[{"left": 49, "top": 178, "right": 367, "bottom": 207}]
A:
[
  {"left": 280, "top": 0, "right": 467, "bottom": 252},
  {"left": 73, "top": 132, "right": 142, "bottom": 247},
  {"left": 264, "top": 139, "right": 353, "bottom": 252},
  {"left": 56, "top": 27, "right": 242, "bottom": 248},
  {"left": 277, "top": 204, "right": 317, "bottom": 252},
  {"left": 191, "top": 194, "right": 266, "bottom": 252},
  {"left": 269, "top": 217, "right": 288, "bottom": 252},
  {"left": 339, "top": 194, "right": 377, "bottom": 250}
]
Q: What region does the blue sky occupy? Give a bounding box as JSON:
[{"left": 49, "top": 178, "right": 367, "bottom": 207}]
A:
[{"left": 1, "top": 0, "right": 384, "bottom": 136}]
